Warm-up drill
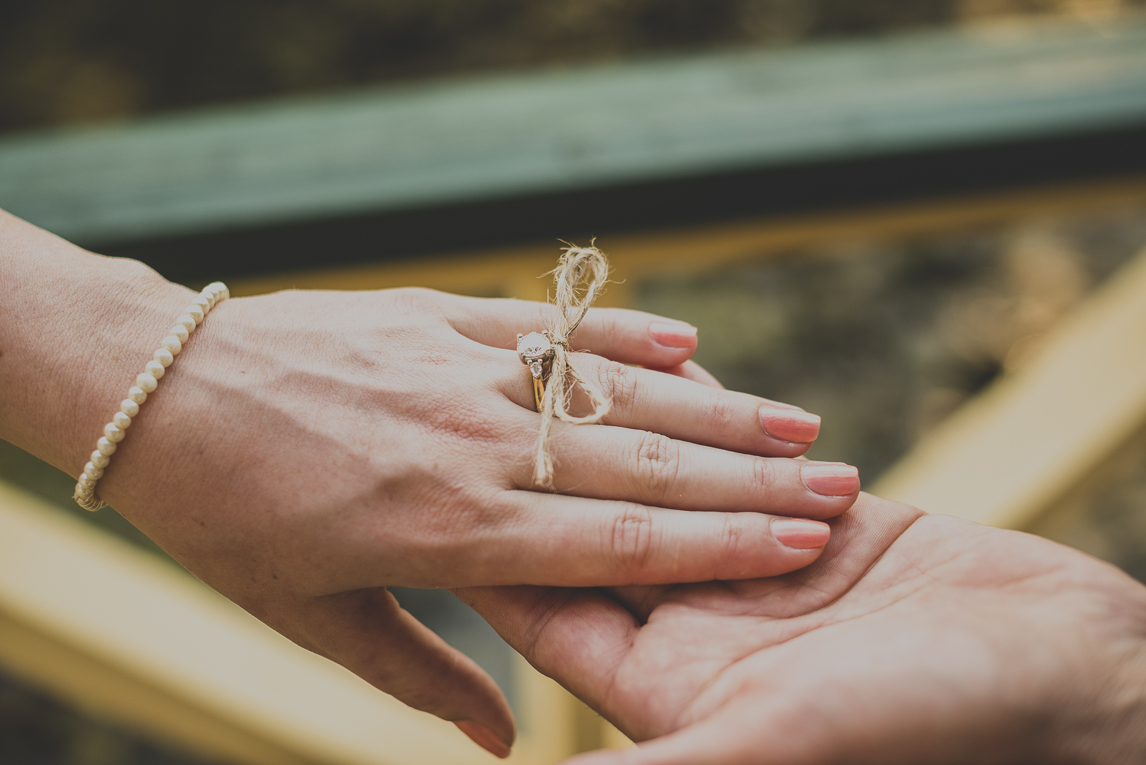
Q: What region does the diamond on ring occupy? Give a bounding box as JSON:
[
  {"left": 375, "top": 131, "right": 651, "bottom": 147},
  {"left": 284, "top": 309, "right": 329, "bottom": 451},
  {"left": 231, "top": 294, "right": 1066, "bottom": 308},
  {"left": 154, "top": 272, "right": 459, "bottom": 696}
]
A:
[{"left": 517, "top": 331, "right": 554, "bottom": 374}]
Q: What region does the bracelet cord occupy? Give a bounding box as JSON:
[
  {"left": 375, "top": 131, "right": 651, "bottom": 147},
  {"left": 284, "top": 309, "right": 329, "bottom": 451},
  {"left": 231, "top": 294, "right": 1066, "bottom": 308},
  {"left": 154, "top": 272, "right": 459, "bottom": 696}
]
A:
[{"left": 73, "top": 282, "right": 229, "bottom": 511}]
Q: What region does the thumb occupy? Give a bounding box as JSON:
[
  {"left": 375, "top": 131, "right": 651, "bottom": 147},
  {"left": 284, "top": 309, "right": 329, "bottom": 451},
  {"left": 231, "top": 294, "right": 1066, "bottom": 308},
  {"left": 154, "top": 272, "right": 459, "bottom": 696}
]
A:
[{"left": 291, "top": 588, "right": 515, "bottom": 758}]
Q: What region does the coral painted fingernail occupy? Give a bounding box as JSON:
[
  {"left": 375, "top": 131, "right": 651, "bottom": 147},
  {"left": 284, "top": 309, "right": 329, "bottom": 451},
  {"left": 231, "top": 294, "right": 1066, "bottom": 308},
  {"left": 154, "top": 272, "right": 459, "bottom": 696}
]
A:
[
  {"left": 772, "top": 519, "right": 831, "bottom": 549},
  {"left": 455, "top": 720, "right": 512, "bottom": 758},
  {"left": 801, "top": 463, "right": 860, "bottom": 496},
  {"left": 649, "top": 322, "right": 697, "bottom": 349},
  {"left": 761, "top": 408, "right": 821, "bottom": 442}
]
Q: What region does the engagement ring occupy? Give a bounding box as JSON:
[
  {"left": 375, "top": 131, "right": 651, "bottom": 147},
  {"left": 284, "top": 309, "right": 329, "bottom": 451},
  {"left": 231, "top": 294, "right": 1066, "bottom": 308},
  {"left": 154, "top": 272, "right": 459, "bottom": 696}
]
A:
[{"left": 517, "top": 330, "right": 555, "bottom": 411}]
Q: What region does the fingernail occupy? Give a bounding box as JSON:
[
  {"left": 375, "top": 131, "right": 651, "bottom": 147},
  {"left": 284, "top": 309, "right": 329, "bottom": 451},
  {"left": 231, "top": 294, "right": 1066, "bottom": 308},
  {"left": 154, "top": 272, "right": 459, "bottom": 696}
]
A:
[
  {"left": 649, "top": 322, "right": 697, "bottom": 349},
  {"left": 760, "top": 408, "right": 821, "bottom": 442},
  {"left": 772, "top": 518, "right": 831, "bottom": 549},
  {"left": 801, "top": 463, "right": 860, "bottom": 496},
  {"left": 455, "top": 720, "right": 512, "bottom": 759}
]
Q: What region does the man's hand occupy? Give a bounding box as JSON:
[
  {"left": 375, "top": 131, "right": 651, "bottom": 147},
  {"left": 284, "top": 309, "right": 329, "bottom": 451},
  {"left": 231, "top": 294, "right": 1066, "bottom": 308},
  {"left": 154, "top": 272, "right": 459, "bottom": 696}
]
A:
[{"left": 463, "top": 494, "right": 1146, "bottom": 764}]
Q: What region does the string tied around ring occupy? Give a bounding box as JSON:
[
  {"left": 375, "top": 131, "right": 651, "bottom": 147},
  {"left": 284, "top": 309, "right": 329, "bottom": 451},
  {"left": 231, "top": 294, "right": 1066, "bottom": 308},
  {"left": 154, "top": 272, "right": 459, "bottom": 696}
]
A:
[{"left": 533, "top": 244, "right": 613, "bottom": 487}]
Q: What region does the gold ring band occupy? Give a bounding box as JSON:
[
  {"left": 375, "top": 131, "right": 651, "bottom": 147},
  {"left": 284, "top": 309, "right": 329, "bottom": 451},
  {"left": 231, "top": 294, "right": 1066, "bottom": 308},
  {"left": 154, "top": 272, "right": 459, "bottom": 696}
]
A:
[
  {"left": 532, "top": 376, "right": 545, "bottom": 412},
  {"left": 518, "top": 330, "right": 555, "bottom": 413}
]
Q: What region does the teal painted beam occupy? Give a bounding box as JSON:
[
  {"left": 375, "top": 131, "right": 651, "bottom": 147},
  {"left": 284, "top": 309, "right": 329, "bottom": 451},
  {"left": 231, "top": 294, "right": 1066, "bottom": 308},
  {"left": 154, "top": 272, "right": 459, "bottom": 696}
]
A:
[{"left": 1, "top": 14, "right": 1145, "bottom": 245}]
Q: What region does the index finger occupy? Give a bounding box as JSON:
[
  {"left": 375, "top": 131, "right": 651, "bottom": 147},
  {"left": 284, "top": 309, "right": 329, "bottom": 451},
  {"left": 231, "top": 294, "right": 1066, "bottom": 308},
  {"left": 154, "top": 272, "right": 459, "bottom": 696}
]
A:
[{"left": 437, "top": 293, "right": 701, "bottom": 369}]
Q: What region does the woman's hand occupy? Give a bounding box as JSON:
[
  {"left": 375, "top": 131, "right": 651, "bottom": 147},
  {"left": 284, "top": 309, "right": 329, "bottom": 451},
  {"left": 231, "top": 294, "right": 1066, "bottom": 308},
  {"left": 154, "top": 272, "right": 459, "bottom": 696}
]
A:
[
  {"left": 464, "top": 494, "right": 1146, "bottom": 764},
  {"left": 0, "top": 210, "right": 860, "bottom": 756}
]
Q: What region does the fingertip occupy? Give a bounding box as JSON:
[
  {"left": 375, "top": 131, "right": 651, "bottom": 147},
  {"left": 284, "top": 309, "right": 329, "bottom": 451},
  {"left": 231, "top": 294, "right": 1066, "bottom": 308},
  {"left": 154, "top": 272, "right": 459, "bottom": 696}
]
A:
[
  {"left": 801, "top": 463, "right": 861, "bottom": 497},
  {"left": 455, "top": 719, "right": 514, "bottom": 758},
  {"left": 760, "top": 408, "right": 820, "bottom": 444},
  {"left": 771, "top": 518, "right": 831, "bottom": 550},
  {"left": 648, "top": 321, "right": 697, "bottom": 352}
]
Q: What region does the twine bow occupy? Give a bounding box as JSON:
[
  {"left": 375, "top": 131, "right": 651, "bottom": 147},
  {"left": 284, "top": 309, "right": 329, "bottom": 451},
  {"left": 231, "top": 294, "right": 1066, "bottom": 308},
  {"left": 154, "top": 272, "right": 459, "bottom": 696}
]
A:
[{"left": 532, "top": 245, "right": 613, "bottom": 487}]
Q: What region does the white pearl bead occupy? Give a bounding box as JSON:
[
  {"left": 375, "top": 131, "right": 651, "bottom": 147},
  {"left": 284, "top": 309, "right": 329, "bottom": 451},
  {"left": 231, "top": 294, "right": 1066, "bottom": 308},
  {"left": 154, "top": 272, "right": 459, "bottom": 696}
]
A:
[
  {"left": 84, "top": 462, "right": 104, "bottom": 480},
  {"left": 120, "top": 399, "right": 140, "bottom": 418},
  {"left": 136, "top": 373, "right": 158, "bottom": 392},
  {"left": 186, "top": 305, "right": 204, "bottom": 324},
  {"left": 170, "top": 325, "right": 190, "bottom": 343},
  {"left": 192, "top": 296, "right": 210, "bottom": 313},
  {"left": 160, "top": 336, "right": 182, "bottom": 356},
  {"left": 104, "top": 423, "right": 125, "bottom": 442},
  {"left": 78, "top": 474, "right": 95, "bottom": 489},
  {"left": 176, "top": 315, "right": 196, "bottom": 333},
  {"left": 154, "top": 348, "right": 175, "bottom": 367},
  {"left": 112, "top": 411, "right": 132, "bottom": 429},
  {"left": 127, "top": 386, "right": 148, "bottom": 405},
  {"left": 91, "top": 451, "right": 110, "bottom": 469},
  {"left": 214, "top": 284, "right": 230, "bottom": 300},
  {"left": 97, "top": 437, "right": 117, "bottom": 456},
  {"left": 145, "top": 360, "right": 166, "bottom": 379},
  {"left": 203, "top": 290, "right": 217, "bottom": 309},
  {"left": 75, "top": 482, "right": 93, "bottom": 496}
]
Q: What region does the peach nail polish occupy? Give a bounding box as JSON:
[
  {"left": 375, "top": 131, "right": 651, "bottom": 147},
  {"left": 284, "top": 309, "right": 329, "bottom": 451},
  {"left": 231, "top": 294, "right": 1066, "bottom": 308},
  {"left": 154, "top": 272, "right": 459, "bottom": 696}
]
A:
[
  {"left": 455, "top": 720, "right": 512, "bottom": 758},
  {"left": 801, "top": 463, "right": 861, "bottom": 496},
  {"left": 772, "top": 519, "right": 831, "bottom": 549},
  {"left": 761, "top": 408, "right": 821, "bottom": 443},
  {"left": 649, "top": 322, "right": 697, "bottom": 348}
]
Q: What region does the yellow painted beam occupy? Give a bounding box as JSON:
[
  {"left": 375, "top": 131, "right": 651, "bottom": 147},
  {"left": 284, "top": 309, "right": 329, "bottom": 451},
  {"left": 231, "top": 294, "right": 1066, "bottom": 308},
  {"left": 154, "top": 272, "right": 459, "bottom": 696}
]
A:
[
  {"left": 874, "top": 243, "right": 1146, "bottom": 528},
  {"left": 0, "top": 481, "right": 504, "bottom": 765},
  {"left": 0, "top": 612, "right": 309, "bottom": 765}
]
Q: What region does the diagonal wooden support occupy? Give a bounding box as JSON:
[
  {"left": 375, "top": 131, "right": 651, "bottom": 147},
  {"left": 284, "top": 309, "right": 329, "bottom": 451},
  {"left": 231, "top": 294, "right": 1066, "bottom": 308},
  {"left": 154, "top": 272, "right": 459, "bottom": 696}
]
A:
[
  {"left": 875, "top": 244, "right": 1146, "bottom": 529},
  {"left": 0, "top": 480, "right": 510, "bottom": 765}
]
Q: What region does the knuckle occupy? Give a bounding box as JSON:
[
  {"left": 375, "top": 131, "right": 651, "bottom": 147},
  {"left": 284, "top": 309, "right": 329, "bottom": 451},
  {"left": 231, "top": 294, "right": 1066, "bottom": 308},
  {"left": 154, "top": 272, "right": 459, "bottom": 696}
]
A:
[
  {"left": 705, "top": 391, "right": 739, "bottom": 430},
  {"left": 609, "top": 504, "right": 656, "bottom": 575},
  {"left": 531, "top": 301, "right": 557, "bottom": 332},
  {"left": 602, "top": 360, "right": 639, "bottom": 407},
  {"left": 390, "top": 287, "right": 441, "bottom": 317},
  {"left": 594, "top": 308, "right": 625, "bottom": 348},
  {"left": 632, "top": 431, "right": 681, "bottom": 500},
  {"left": 418, "top": 391, "right": 516, "bottom": 447},
  {"left": 719, "top": 514, "right": 748, "bottom": 573},
  {"left": 751, "top": 457, "right": 781, "bottom": 493}
]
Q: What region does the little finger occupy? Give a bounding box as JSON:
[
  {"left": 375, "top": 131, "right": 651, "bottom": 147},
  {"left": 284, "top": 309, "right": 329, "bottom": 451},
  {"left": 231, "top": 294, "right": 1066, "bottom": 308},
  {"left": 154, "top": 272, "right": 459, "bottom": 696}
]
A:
[{"left": 459, "top": 492, "right": 832, "bottom": 586}]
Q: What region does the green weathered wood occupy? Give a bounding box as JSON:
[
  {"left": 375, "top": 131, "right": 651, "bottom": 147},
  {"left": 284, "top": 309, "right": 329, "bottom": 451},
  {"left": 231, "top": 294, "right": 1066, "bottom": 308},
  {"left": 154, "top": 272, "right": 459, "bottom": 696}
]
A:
[{"left": 2, "top": 14, "right": 1145, "bottom": 245}]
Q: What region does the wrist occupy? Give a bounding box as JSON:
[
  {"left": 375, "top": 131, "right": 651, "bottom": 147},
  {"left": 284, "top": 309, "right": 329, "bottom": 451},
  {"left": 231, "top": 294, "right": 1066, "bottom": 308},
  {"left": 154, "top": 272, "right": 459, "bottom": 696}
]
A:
[
  {"left": 0, "top": 214, "right": 194, "bottom": 475},
  {"left": 62, "top": 260, "right": 195, "bottom": 469}
]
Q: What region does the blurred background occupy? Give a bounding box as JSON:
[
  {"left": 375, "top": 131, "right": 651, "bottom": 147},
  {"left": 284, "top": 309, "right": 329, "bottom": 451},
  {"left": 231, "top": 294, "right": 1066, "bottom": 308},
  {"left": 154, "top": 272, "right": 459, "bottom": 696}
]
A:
[{"left": 2, "top": 1, "right": 1146, "bottom": 763}]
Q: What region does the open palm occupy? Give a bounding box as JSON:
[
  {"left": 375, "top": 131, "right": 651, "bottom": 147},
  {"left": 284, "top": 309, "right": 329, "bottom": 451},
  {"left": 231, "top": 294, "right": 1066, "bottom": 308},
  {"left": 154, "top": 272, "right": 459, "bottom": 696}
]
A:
[{"left": 463, "top": 494, "right": 1146, "bottom": 764}]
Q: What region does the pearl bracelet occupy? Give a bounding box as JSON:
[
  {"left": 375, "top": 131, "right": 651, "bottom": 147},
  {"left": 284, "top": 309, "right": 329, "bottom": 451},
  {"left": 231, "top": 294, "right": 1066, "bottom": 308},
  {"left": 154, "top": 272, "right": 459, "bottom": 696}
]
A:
[{"left": 73, "top": 282, "right": 229, "bottom": 511}]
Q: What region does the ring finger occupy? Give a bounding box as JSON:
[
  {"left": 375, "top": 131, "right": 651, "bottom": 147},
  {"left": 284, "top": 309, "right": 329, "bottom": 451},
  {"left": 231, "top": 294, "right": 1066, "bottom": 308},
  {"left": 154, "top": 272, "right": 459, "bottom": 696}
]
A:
[{"left": 500, "top": 351, "right": 821, "bottom": 458}]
